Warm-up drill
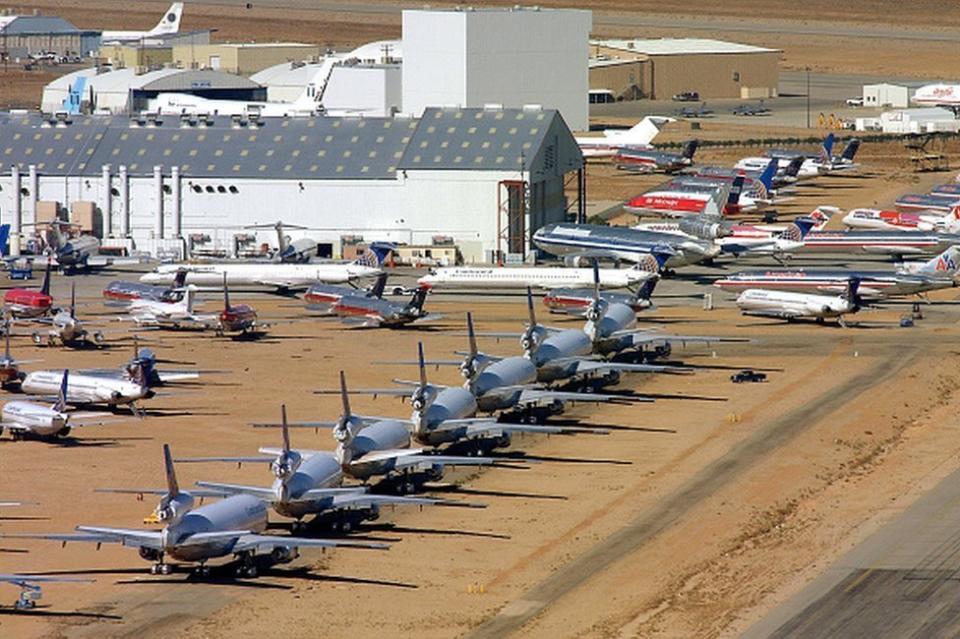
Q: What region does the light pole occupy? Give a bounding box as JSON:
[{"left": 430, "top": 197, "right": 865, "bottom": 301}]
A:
[{"left": 805, "top": 67, "right": 811, "bottom": 129}]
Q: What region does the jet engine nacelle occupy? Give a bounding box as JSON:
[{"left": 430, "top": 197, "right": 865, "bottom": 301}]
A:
[
  {"left": 563, "top": 255, "right": 596, "bottom": 268},
  {"left": 678, "top": 217, "right": 732, "bottom": 240},
  {"left": 139, "top": 547, "right": 162, "bottom": 562},
  {"left": 270, "top": 546, "right": 300, "bottom": 564},
  {"left": 156, "top": 493, "right": 194, "bottom": 523}
]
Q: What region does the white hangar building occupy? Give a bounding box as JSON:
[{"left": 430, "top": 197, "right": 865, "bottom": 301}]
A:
[{"left": 0, "top": 106, "right": 584, "bottom": 262}]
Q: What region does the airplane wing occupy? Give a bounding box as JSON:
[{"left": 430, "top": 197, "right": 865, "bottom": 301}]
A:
[
  {"left": 0, "top": 574, "right": 93, "bottom": 586},
  {"left": 462, "top": 421, "right": 609, "bottom": 438},
  {"left": 514, "top": 388, "right": 651, "bottom": 406},
  {"left": 194, "top": 481, "right": 363, "bottom": 501},
  {"left": 175, "top": 456, "right": 274, "bottom": 465},
  {"left": 257, "top": 279, "right": 312, "bottom": 291},
  {"left": 78, "top": 526, "right": 165, "bottom": 549},
  {"left": 94, "top": 487, "right": 228, "bottom": 498},
  {"left": 609, "top": 331, "right": 747, "bottom": 347},
  {"left": 86, "top": 255, "right": 153, "bottom": 268},
  {"left": 157, "top": 370, "right": 200, "bottom": 382},
  {"left": 314, "top": 387, "right": 416, "bottom": 398},
  {"left": 326, "top": 491, "right": 478, "bottom": 510},
  {"left": 351, "top": 449, "right": 500, "bottom": 472},
  {"left": 231, "top": 534, "right": 388, "bottom": 553},
  {"left": 552, "top": 358, "right": 684, "bottom": 376}
]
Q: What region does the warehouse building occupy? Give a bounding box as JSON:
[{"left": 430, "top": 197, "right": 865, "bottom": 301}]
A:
[
  {"left": 0, "top": 14, "right": 99, "bottom": 59},
  {"left": 590, "top": 38, "right": 780, "bottom": 100},
  {"left": 170, "top": 42, "right": 322, "bottom": 75},
  {"left": 402, "top": 7, "right": 591, "bottom": 131},
  {"left": 42, "top": 67, "right": 265, "bottom": 114},
  {"left": 0, "top": 106, "right": 583, "bottom": 262}
]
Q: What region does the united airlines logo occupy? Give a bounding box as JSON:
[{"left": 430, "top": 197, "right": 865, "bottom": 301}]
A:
[{"left": 780, "top": 225, "right": 802, "bottom": 242}]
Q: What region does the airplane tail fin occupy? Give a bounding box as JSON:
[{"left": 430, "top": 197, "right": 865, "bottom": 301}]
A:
[
  {"left": 0, "top": 223, "right": 10, "bottom": 257},
  {"left": 682, "top": 139, "right": 699, "bottom": 160},
  {"left": 819, "top": 133, "right": 836, "bottom": 164},
  {"left": 783, "top": 156, "right": 805, "bottom": 178},
  {"left": 728, "top": 176, "right": 745, "bottom": 205},
  {"left": 843, "top": 277, "right": 861, "bottom": 304},
  {"left": 635, "top": 277, "right": 658, "bottom": 302},
  {"left": 622, "top": 116, "right": 675, "bottom": 145},
  {"left": 222, "top": 273, "right": 230, "bottom": 311},
  {"left": 150, "top": 3, "right": 184, "bottom": 35},
  {"left": 840, "top": 138, "right": 861, "bottom": 162},
  {"left": 173, "top": 268, "right": 188, "bottom": 289},
  {"left": 780, "top": 216, "right": 816, "bottom": 242},
  {"left": 163, "top": 443, "right": 180, "bottom": 497},
  {"left": 405, "top": 286, "right": 430, "bottom": 313},
  {"left": 184, "top": 285, "right": 196, "bottom": 314},
  {"left": 917, "top": 245, "right": 960, "bottom": 275},
  {"left": 339, "top": 370, "right": 352, "bottom": 419},
  {"left": 526, "top": 286, "right": 538, "bottom": 328},
  {"left": 53, "top": 369, "right": 69, "bottom": 413},
  {"left": 70, "top": 282, "right": 76, "bottom": 318},
  {"left": 280, "top": 404, "right": 291, "bottom": 454},
  {"left": 808, "top": 206, "right": 836, "bottom": 230},
  {"left": 353, "top": 242, "right": 394, "bottom": 269},
  {"left": 466, "top": 311, "right": 478, "bottom": 359},
  {"left": 40, "top": 260, "right": 52, "bottom": 297},
  {"left": 368, "top": 273, "right": 388, "bottom": 299},
  {"left": 417, "top": 342, "right": 428, "bottom": 388},
  {"left": 757, "top": 160, "right": 777, "bottom": 196}
]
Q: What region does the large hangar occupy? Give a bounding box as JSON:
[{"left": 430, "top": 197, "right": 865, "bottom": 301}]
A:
[
  {"left": 591, "top": 38, "right": 780, "bottom": 100},
  {"left": 0, "top": 106, "right": 583, "bottom": 262}
]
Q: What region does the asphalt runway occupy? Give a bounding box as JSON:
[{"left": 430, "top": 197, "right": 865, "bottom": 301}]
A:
[{"left": 743, "top": 464, "right": 960, "bottom": 639}]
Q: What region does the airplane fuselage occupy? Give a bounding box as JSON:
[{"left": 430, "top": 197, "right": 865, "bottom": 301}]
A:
[
  {"left": 21, "top": 371, "right": 148, "bottom": 406},
  {"left": 417, "top": 266, "right": 650, "bottom": 290},
  {"left": 1, "top": 401, "right": 68, "bottom": 438},
  {"left": 141, "top": 263, "right": 379, "bottom": 287},
  {"left": 163, "top": 495, "right": 268, "bottom": 563}
]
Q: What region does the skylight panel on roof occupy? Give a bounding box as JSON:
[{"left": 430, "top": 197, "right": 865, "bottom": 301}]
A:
[
  {"left": 214, "top": 149, "right": 223, "bottom": 157},
  {"left": 207, "top": 164, "right": 215, "bottom": 171},
  {"left": 65, "top": 147, "right": 74, "bottom": 155},
  {"left": 233, "top": 164, "right": 240, "bottom": 171},
  {"left": 240, "top": 149, "right": 249, "bottom": 157},
  {"left": 189, "top": 149, "right": 198, "bottom": 156},
  {"left": 164, "top": 149, "right": 172, "bottom": 156},
  {"left": 368, "top": 150, "right": 377, "bottom": 158},
  {"left": 325, "top": 135, "right": 333, "bottom": 142},
  {"left": 351, "top": 135, "right": 359, "bottom": 143},
  {"left": 273, "top": 135, "right": 282, "bottom": 142},
  {"left": 291, "top": 149, "right": 300, "bottom": 157},
  {"left": 44, "top": 148, "right": 52, "bottom": 155},
  {"left": 343, "top": 150, "right": 352, "bottom": 158},
  {"left": 266, "top": 150, "right": 274, "bottom": 156},
  {"left": 53, "top": 133, "right": 62, "bottom": 140}
]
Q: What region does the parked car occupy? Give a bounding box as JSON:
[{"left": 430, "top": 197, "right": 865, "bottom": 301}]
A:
[
  {"left": 731, "top": 369, "right": 767, "bottom": 383},
  {"left": 672, "top": 91, "right": 700, "bottom": 102},
  {"left": 845, "top": 97, "right": 864, "bottom": 107}
]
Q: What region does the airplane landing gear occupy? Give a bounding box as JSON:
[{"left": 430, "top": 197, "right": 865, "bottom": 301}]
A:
[
  {"left": 235, "top": 552, "right": 258, "bottom": 578},
  {"left": 150, "top": 561, "right": 172, "bottom": 575}
]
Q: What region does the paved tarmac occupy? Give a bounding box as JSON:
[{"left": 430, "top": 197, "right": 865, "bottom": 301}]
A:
[{"left": 743, "top": 464, "right": 960, "bottom": 639}]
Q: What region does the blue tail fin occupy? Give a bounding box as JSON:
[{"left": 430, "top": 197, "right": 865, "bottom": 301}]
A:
[
  {"left": 819, "top": 133, "right": 835, "bottom": 163},
  {"left": 0, "top": 224, "right": 9, "bottom": 257},
  {"left": 728, "top": 176, "right": 745, "bottom": 205},
  {"left": 840, "top": 138, "right": 861, "bottom": 162},
  {"left": 354, "top": 242, "right": 395, "bottom": 268},
  {"left": 53, "top": 369, "right": 69, "bottom": 413}
]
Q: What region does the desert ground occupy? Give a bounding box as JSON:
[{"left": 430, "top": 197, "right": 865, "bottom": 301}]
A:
[{"left": 2, "top": 2, "right": 960, "bottom": 638}]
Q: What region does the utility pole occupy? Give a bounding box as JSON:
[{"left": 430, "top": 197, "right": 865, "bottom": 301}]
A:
[{"left": 806, "top": 67, "right": 811, "bottom": 129}]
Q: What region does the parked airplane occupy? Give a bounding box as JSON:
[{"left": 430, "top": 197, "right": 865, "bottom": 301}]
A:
[
  {"left": 216, "top": 276, "right": 266, "bottom": 337},
  {"left": 124, "top": 285, "right": 217, "bottom": 330},
  {"left": 100, "top": 3, "right": 184, "bottom": 43},
  {"left": 930, "top": 184, "right": 960, "bottom": 199},
  {"left": 245, "top": 221, "right": 319, "bottom": 263},
  {"left": 624, "top": 175, "right": 773, "bottom": 217},
  {"left": 0, "top": 325, "right": 37, "bottom": 389},
  {"left": 613, "top": 139, "right": 698, "bottom": 174},
  {"left": 912, "top": 83, "right": 960, "bottom": 111},
  {"left": 698, "top": 156, "right": 806, "bottom": 189},
  {"left": 531, "top": 223, "right": 719, "bottom": 269},
  {"left": 730, "top": 100, "right": 771, "bottom": 116},
  {"left": 416, "top": 260, "right": 659, "bottom": 291},
  {"left": 139, "top": 243, "right": 393, "bottom": 292},
  {"left": 544, "top": 279, "right": 658, "bottom": 314},
  {"left": 19, "top": 221, "right": 147, "bottom": 271},
  {"left": 0, "top": 574, "right": 92, "bottom": 610},
  {"left": 575, "top": 116, "right": 676, "bottom": 158},
  {"left": 797, "top": 229, "right": 960, "bottom": 256},
  {"left": 737, "top": 278, "right": 863, "bottom": 326},
  {"left": 714, "top": 246, "right": 960, "bottom": 299},
  {"left": 177, "top": 405, "right": 468, "bottom": 530},
  {"left": 1, "top": 371, "right": 117, "bottom": 440},
  {"left": 25, "top": 283, "right": 104, "bottom": 347},
  {"left": 104, "top": 268, "right": 187, "bottom": 304},
  {"left": 842, "top": 206, "right": 960, "bottom": 233},
  {"left": 4, "top": 261, "right": 53, "bottom": 319},
  {"left": 1, "top": 445, "right": 387, "bottom": 577},
  {"left": 894, "top": 194, "right": 960, "bottom": 214},
  {"left": 332, "top": 286, "right": 438, "bottom": 328},
  {"left": 675, "top": 102, "right": 714, "bottom": 118},
  {"left": 304, "top": 273, "right": 388, "bottom": 314},
  {"left": 736, "top": 134, "right": 860, "bottom": 178}
]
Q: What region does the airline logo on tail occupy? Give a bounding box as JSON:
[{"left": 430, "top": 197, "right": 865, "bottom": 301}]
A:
[
  {"left": 807, "top": 207, "right": 836, "bottom": 230},
  {"left": 933, "top": 247, "right": 960, "bottom": 274},
  {"left": 353, "top": 242, "right": 395, "bottom": 269},
  {"left": 152, "top": 3, "right": 184, "bottom": 35},
  {"left": 819, "top": 133, "right": 836, "bottom": 165}
]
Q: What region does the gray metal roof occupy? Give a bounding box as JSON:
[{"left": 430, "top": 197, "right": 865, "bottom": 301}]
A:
[
  {"left": 138, "top": 70, "right": 262, "bottom": 92},
  {"left": 0, "top": 107, "right": 582, "bottom": 180},
  {"left": 398, "top": 107, "right": 582, "bottom": 177},
  {"left": 0, "top": 15, "right": 91, "bottom": 35}
]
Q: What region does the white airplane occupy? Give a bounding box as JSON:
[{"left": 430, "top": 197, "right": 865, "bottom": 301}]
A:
[
  {"left": 912, "top": 83, "right": 960, "bottom": 110},
  {"left": 416, "top": 259, "right": 659, "bottom": 291},
  {"left": 2, "top": 370, "right": 116, "bottom": 440},
  {"left": 100, "top": 3, "right": 184, "bottom": 43},
  {"left": 21, "top": 364, "right": 153, "bottom": 415},
  {"left": 1, "top": 445, "right": 387, "bottom": 577},
  {"left": 575, "top": 116, "right": 676, "bottom": 159},
  {"left": 147, "top": 41, "right": 391, "bottom": 117},
  {"left": 841, "top": 206, "right": 960, "bottom": 233},
  {"left": 139, "top": 243, "right": 392, "bottom": 292},
  {"left": 124, "top": 284, "right": 217, "bottom": 329},
  {"left": 736, "top": 278, "right": 863, "bottom": 326}
]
